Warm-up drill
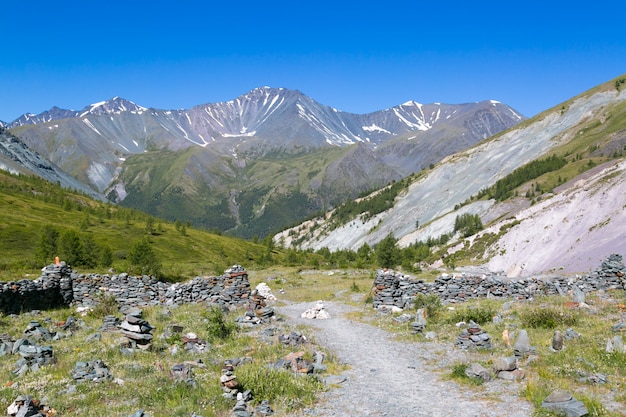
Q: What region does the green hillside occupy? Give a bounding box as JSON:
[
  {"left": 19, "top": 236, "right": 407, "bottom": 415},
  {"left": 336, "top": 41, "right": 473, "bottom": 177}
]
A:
[{"left": 0, "top": 170, "right": 274, "bottom": 281}]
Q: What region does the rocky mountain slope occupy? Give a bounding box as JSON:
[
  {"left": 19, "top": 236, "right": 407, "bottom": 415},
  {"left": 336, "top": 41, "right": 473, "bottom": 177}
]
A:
[
  {"left": 0, "top": 127, "right": 104, "bottom": 200},
  {"left": 277, "top": 75, "right": 626, "bottom": 276},
  {"left": 6, "top": 88, "right": 522, "bottom": 238}
]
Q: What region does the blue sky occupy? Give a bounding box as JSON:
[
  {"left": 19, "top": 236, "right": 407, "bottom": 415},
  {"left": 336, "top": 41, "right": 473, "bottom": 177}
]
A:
[{"left": 1, "top": 0, "right": 625, "bottom": 122}]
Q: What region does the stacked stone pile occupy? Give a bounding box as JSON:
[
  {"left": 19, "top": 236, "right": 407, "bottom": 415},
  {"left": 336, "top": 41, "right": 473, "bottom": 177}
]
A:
[
  {"left": 300, "top": 301, "right": 330, "bottom": 319},
  {"left": 23, "top": 320, "right": 53, "bottom": 341},
  {"left": 455, "top": 321, "right": 492, "bottom": 350},
  {"left": 273, "top": 351, "right": 314, "bottom": 374},
  {"left": 238, "top": 289, "right": 274, "bottom": 325},
  {"left": 119, "top": 310, "right": 154, "bottom": 350},
  {"left": 6, "top": 395, "right": 53, "bottom": 417},
  {"left": 11, "top": 338, "right": 55, "bottom": 376},
  {"left": 278, "top": 331, "right": 307, "bottom": 346},
  {"left": 493, "top": 356, "right": 525, "bottom": 381},
  {"left": 255, "top": 282, "right": 276, "bottom": 301},
  {"left": 99, "top": 315, "right": 121, "bottom": 332},
  {"left": 72, "top": 359, "right": 112, "bottom": 383},
  {"left": 541, "top": 389, "right": 588, "bottom": 417}
]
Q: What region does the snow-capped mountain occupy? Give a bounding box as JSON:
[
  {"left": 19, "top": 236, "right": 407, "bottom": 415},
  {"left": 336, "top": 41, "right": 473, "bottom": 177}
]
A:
[
  {"left": 275, "top": 75, "right": 626, "bottom": 275},
  {"left": 9, "top": 97, "right": 146, "bottom": 127},
  {"left": 6, "top": 87, "right": 523, "bottom": 238},
  {"left": 9, "top": 87, "right": 523, "bottom": 147}
]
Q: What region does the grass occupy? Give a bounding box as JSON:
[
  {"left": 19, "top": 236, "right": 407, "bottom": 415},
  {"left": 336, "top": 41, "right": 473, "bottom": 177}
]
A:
[
  {"left": 0, "top": 296, "right": 337, "bottom": 417},
  {"left": 2, "top": 262, "right": 626, "bottom": 416}
]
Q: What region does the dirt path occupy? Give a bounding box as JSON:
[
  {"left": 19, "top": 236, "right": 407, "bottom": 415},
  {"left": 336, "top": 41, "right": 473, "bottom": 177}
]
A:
[{"left": 275, "top": 301, "right": 534, "bottom": 417}]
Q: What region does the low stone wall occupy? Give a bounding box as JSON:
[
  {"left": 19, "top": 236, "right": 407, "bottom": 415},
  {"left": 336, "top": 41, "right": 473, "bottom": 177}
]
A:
[
  {"left": 372, "top": 254, "right": 626, "bottom": 309},
  {"left": 0, "top": 264, "right": 251, "bottom": 314},
  {"left": 0, "top": 264, "right": 73, "bottom": 314}
]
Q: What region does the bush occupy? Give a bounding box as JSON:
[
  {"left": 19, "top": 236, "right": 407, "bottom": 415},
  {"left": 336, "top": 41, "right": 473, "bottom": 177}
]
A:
[
  {"left": 442, "top": 302, "right": 498, "bottom": 325},
  {"left": 87, "top": 292, "right": 119, "bottom": 318},
  {"left": 204, "top": 306, "right": 238, "bottom": 341},
  {"left": 518, "top": 305, "right": 579, "bottom": 329},
  {"left": 413, "top": 293, "right": 443, "bottom": 320}
]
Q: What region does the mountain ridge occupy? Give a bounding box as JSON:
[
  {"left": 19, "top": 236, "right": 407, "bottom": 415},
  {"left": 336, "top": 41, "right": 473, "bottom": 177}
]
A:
[
  {"left": 7, "top": 87, "right": 523, "bottom": 238},
  {"left": 275, "top": 74, "right": 626, "bottom": 276}
]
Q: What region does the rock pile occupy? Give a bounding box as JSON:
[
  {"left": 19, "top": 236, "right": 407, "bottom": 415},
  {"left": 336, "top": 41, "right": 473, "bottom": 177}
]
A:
[
  {"left": 272, "top": 351, "right": 314, "bottom": 374},
  {"left": 255, "top": 282, "right": 276, "bottom": 301},
  {"left": 493, "top": 356, "right": 525, "bottom": 381},
  {"left": 72, "top": 359, "right": 112, "bottom": 383},
  {"left": 300, "top": 301, "right": 330, "bottom": 319},
  {"left": 23, "top": 320, "right": 53, "bottom": 341},
  {"left": 455, "top": 321, "right": 492, "bottom": 350},
  {"left": 6, "top": 395, "right": 53, "bottom": 417},
  {"left": 278, "top": 331, "right": 307, "bottom": 346},
  {"left": 119, "top": 310, "right": 154, "bottom": 350},
  {"left": 541, "top": 389, "right": 588, "bottom": 417},
  {"left": 238, "top": 289, "right": 274, "bottom": 326},
  {"left": 11, "top": 339, "right": 55, "bottom": 376},
  {"left": 411, "top": 308, "right": 427, "bottom": 333},
  {"left": 219, "top": 369, "right": 241, "bottom": 398}
]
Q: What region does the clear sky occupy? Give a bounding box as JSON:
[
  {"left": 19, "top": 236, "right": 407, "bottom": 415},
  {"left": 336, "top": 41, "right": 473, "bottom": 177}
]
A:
[{"left": 1, "top": 0, "right": 625, "bottom": 123}]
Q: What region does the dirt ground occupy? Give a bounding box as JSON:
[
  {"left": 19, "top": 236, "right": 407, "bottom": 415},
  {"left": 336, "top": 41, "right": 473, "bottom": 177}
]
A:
[{"left": 275, "top": 300, "right": 534, "bottom": 417}]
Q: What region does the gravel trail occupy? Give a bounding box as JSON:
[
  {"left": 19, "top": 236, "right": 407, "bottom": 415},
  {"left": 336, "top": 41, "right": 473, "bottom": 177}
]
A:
[{"left": 275, "top": 301, "right": 534, "bottom": 417}]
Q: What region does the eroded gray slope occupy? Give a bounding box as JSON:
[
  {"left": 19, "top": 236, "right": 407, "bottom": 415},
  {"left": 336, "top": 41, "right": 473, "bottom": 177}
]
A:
[
  {"left": 484, "top": 159, "right": 626, "bottom": 276},
  {"left": 284, "top": 88, "right": 626, "bottom": 252}
]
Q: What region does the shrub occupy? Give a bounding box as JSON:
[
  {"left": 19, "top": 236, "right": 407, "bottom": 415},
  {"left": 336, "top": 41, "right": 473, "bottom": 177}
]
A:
[
  {"left": 413, "top": 293, "right": 443, "bottom": 320},
  {"left": 204, "top": 306, "right": 238, "bottom": 341},
  {"left": 442, "top": 302, "right": 498, "bottom": 325},
  {"left": 87, "top": 291, "right": 119, "bottom": 318},
  {"left": 518, "top": 305, "right": 579, "bottom": 329}
]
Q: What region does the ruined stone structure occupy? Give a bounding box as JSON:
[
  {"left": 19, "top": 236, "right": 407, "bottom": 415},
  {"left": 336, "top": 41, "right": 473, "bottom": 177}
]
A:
[
  {"left": 372, "top": 254, "right": 626, "bottom": 310},
  {"left": 0, "top": 263, "right": 251, "bottom": 314}
]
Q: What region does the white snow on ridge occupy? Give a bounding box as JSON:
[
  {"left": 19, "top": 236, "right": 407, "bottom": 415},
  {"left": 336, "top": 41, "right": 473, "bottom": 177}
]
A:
[
  {"left": 362, "top": 124, "right": 391, "bottom": 134},
  {"left": 81, "top": 118, "right": 102, "bottom": 135}
]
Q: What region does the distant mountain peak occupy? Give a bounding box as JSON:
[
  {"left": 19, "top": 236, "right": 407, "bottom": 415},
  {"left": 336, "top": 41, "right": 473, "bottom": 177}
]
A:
[{"left": 80, "top": 97, "right": 146, "bottom": 117}]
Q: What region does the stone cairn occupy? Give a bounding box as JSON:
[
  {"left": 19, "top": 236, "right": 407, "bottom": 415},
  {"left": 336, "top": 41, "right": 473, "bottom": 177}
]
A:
[
  {"left": 11, "top": 338, "right": 55, "bottom": 377},
  {"left": 6, "top": 395, "right": 54, "bottom": 417},
  {"left": 119, "top": 309, "right": 154, "bottom": 351},
  {"left": 238, "top": 287, "right": 275, "bottom": 326},
  {"left": 71, "top": 359, "right": 113, "bottom": 383},
  {"left": 454, "top": 321, "right": 492, "bottom": 350},
  {"left": 300, "top": 301, "right": 330, "bottom": 319},
  {"left": 541, "top": 389, "right": 588, "bottom": 417}
]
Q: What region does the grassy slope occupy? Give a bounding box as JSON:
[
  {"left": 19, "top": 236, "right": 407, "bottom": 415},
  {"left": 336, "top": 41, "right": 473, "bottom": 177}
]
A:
[{"left": 0, "top": 170, "right": 271, "bottom": 280}]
